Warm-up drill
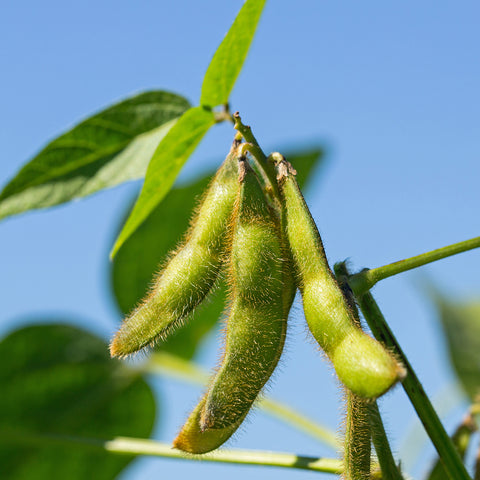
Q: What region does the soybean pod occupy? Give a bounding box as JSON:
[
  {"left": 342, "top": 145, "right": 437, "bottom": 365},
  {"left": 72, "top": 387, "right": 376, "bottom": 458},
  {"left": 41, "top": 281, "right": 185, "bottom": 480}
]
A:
[
  {"left": 273, "top": 155, "right": 404, "bottom": 399},
  {"left": 174, "top": 158, "right": 295, "bottom": 453},
  {"left": 173, "top": 398, "right": 246, "bottom": 455},
  {"left": 110, "top": 139, "right": 241, "bottom": 358}
]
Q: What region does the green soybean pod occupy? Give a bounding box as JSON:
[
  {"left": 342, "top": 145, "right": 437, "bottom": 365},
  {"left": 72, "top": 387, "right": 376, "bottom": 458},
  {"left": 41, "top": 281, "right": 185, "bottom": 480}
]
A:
[
  {"left": 173, "top": 397, "right": 246, "bottom": 454},
  {"left": 201, "top": 159, "right": 290, "bottom": 430},
  {"left": 173, "top": 159, "right": 295, "bottom": 453},
  {"left": 273, "top": 155, "right": 404, "bottom": 399},
  {"left": 110, "top": 139, "right": 241, "bottom": 358}
]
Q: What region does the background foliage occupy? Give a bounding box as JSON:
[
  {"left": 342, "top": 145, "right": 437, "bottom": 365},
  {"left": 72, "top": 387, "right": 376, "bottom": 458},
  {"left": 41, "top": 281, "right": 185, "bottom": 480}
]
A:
[{"left": 1, "top": 1, "right": 480, "bottom": 479}]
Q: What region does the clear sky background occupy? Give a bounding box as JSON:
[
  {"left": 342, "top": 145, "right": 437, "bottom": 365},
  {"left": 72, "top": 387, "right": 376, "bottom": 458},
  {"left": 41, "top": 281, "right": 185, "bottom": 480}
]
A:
[{"left": 1, "top": 1, "right": 480, "bottom": 479}]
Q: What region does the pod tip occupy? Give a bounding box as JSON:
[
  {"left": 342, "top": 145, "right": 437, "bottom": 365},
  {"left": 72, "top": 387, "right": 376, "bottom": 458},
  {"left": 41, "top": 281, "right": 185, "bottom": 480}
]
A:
[{"left": 269, "top": 153, "right": 297, "bottom": 180}]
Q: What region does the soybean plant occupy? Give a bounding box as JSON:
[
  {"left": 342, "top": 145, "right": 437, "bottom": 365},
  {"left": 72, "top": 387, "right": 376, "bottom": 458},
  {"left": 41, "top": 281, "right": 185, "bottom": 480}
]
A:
[
  {"left": 110, "top": 139, "right": 242, "bottom": 357},
  {"left": 176, "top": 158, "right": 291, "bottom": 453},
  {"left": 273, "top": 154, "right": 405, "bottom": 399}
]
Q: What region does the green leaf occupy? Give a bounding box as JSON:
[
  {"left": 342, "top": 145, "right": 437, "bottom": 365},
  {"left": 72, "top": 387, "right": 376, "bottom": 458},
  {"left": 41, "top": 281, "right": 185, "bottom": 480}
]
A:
[
  {"left": 111, "top": 144, "right": 324, "bottom": 359},
  {"left": 0, "top": 91, "right": 190, "bottom": 221},
  {"left": 111, "top": 106, "right": 215, "bottom": 258},
  {"left": 0, "top": 323, "right": 156, "bottom": 479},
  {"left": 434, "top": 295, "right": 480, "bottom": 401},
  {"left": 200, "top": 0, "right": 267, "bottom": 107}
]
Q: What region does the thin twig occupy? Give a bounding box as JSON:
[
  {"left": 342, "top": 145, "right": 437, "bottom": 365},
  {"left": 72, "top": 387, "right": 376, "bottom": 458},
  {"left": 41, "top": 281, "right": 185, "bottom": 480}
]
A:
[
  {"left": 369, "top": 402, "right": 405, "bottom": 480},
  {"left": 349, "top": 236, "right": 480, "bottom": 296},
  {"left": 3, "top": 430, "right": 343, "bottom": 475}
]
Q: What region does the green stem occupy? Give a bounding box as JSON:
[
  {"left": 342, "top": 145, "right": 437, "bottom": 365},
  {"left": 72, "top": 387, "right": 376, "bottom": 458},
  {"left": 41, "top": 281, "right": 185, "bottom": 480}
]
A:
[
  {"left": 369, "top": 402, "right": 405, "bottom": 480},
  {"left": 213, "top": 103, "right": 234, "bottom": 123},
  {"left": 233, "top": 112, "right": 266, "bottom": 161},
  {"left": 350, "top": 236, "right": 480, "bottom": 296},
  {"left": 357, "top": 292, "right": 471, "bottom": 480},
  {"left": 240, "top": 143, "right": 281, "bottom": 203},
  {"left": 144, "top": 352, "right": 339, "bottom": 449},
  {"left": 233, "top": 113, "right": 281, "bottom": 205},
  {"left": 427, "top": 412, "right": 477, "bottom": 480},
  {"left": 3, "top": 430, "right": 343, "bottom": 475},
  {"left": 343, "top": 391, "right": 371, "bottom": 480},
  {"left": 239, "top": 142, "right": 266, "bottom": 167}
]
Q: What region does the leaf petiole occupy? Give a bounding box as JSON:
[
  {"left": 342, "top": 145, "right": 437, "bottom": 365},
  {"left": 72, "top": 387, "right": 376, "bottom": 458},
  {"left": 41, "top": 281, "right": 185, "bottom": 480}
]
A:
[
  {"left": 2, "top": 430, "right": 343, "bottom": 475},
  {"left": 350, "top": 236, "right": 480, "bottom": 296}
]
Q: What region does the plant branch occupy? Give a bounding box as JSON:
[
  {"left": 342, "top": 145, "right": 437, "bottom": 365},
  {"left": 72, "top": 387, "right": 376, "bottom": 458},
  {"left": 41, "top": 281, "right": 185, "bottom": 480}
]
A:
[
  {"left": 369, "top": 402, "right": 405, "bottom": 480},
  {"left": 427, "top": 411, "right": 477, "bottom": 480},
  {"left": 143, "top": 352, "right": 339, "bottom": 449},
  {"left": 233, "top": 112, "right": 282, "bottom": 207},
  {"left": 356, "top": 292, "right": 471, "bottom": 480},
  {"left": 349, "top": 236, "right": 480, "bottom": 296},
  {"left": 213, "top": 103, "right": 234, "bottom": 123},
  {"left": 233, "top": 111, "right": 266, "bottom": 161},
  {"left": 3, "top": 430, "right": 343, "bottom": 475},
  {"left": 343, "top": 391, "right": 371, "bottom": 480},
  {"left": 240, "top": 143, "right": 281, "bottom": 202}
]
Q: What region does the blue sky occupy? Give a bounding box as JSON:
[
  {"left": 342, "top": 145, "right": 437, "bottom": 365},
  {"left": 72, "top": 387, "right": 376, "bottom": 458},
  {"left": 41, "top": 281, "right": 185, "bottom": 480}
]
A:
[{"left": 1, "top": 1, "right": 480, "bottom": 478}]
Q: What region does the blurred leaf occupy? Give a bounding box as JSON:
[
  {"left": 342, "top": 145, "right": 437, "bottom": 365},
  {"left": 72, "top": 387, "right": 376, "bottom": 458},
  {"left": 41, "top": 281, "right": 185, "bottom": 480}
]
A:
[
  {"left": 426, "top": 415, "right": 476, "bottom": 480},
  {"left": 0, "top": 323, "right": 156, "bottom": 479},
  {"left": 0, "top": 91, "right": 190, "bottom": 221},
  {"left": 111, "top": 106, "right": 215, "bottom": 258},
  {"left": 284, "top": 146, "right": 324, "bottom": 190},
  {"left": 200, "top": 0, "right": 266, "bottom": 107},
  {"left": 434, "top": 295, "right": 480, "bottom": 401},
  {"left": 111, "top": 144, "right": 324, "bottom": 360}
]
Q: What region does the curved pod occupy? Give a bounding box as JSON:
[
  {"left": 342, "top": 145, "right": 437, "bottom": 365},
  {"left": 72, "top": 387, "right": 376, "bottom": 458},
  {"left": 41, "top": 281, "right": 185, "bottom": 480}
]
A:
[
  {"left": 173, "top": 397, "right": 245, "bottom": 455},
  {"left": 174, "top": 159, "right": 295, "bottom": 453},
  {"left": 110, "top": 140, "right": 241, "bottom": 357},
  {"left": 274, "top": 156, "right": 404, "bottom": 398}
]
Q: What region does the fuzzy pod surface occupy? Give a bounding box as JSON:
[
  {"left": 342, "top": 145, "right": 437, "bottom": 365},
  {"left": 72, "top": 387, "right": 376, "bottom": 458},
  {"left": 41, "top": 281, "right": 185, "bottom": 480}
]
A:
[
  {"left": 110, "top": 140, "right": 241, "bottom": 357},
  {"left": 173, "top": 397, "right": 245, "bottom": 454},
  {"left": 174, "top": 159, "right": 295, "bottom": 453},
  {"left": 274, "top": 156, "right": 404, "bottom": 398}
]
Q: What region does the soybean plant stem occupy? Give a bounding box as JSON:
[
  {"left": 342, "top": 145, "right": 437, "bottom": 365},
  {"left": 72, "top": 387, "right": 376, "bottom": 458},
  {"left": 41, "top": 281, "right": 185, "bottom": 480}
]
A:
[
  {"left": 144, "top": 352, "right": 339, "bottom": 449},
  {"left": 357, "top": 292, "right": 471, "bottom": 480},
  {"left": 343, "top": 391, "right": 371, "bottom": 480},
  {"left": 233, "top": 112, "right": 267, "bottom": 162},
  {"left": 368, "top": 402, "right": 405, "bottom": 480},
  {"left": 233, "top": 112, "right": 282, "bottom": 203},
  {"left": 349, "top": 235, "right": 480, "bottom": 296},
  {"left": 240, "top": 143, "right": 281, "bottom": 201},
  {"left": 427, "top": 412, "right": 477, "bottom": 479},
  {"left": 1, "top": 430, "right": 343, "bottom": 475}
]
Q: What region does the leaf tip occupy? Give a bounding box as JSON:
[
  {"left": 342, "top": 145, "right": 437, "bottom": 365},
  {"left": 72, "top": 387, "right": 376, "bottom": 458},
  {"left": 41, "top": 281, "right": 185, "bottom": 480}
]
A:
[{"left": 110, "top": 227, "right": 128, "bottom": 260}]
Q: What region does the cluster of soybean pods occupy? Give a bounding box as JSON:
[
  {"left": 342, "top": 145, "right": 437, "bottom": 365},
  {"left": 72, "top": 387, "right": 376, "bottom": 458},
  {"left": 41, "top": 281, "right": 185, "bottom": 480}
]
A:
[{"left": 110, "top": 134, "right": 405, "bottom": 454}]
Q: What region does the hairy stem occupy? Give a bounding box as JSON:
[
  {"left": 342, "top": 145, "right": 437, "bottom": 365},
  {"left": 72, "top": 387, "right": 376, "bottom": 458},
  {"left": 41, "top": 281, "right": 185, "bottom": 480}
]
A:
[
  {"left": 143, "top": 352, "right": 339, "bottom": 449},
  {"left": 343, "top": 391, "right": 371, "bottom": 480},
  {"left": 349, "top": 236, "right": 480, "bottom": 296},
  {"left": 357, "top": 292, "right": 470, "bottom": 480},
  {"left": 2, "top": 430, "right": 343, "bottom": 475},
  {"left": 369, "top": 402, "right": 404, "bottom": 480}
]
